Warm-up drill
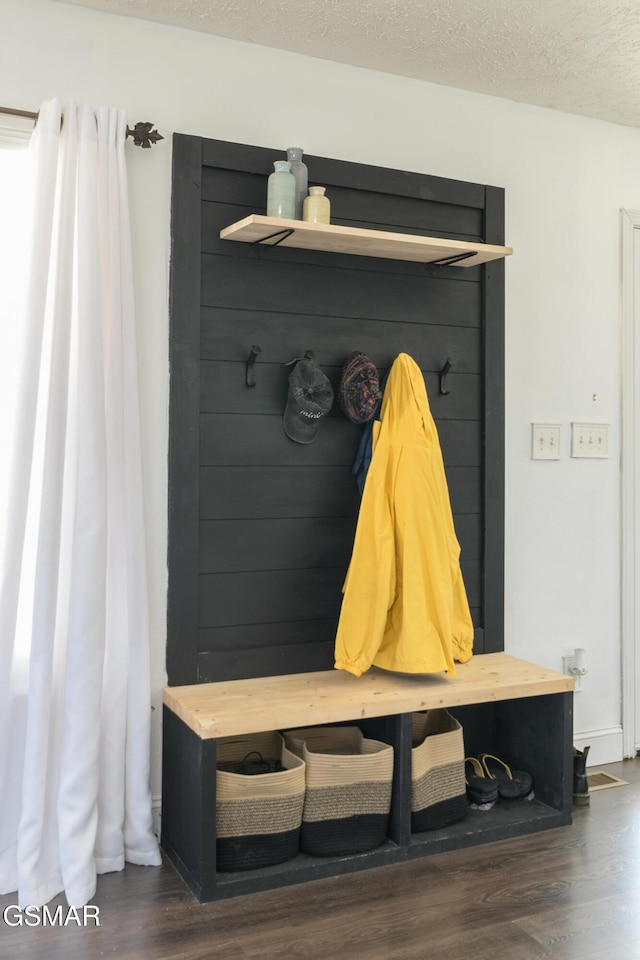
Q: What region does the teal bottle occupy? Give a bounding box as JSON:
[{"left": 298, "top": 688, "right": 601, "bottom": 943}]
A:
[
  {"left": 267, "top": 160, "right": 296, "bottom": 220},
  {"left": 286, "top": 147, "right": 308, "bottom": 219}
]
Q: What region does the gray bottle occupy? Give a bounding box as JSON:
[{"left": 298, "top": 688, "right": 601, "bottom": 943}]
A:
[{"left": 286, "top": 147, "right": 308, "bottom": 220}]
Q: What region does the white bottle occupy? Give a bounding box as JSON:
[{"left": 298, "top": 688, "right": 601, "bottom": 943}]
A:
[{"left": 303, "top": 186, "right": 330, "bottom": 225}]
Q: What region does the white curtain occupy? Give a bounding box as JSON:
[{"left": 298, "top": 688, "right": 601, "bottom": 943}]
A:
[{"left": 0, "top": 98, "right": 161, "bottom": 908}]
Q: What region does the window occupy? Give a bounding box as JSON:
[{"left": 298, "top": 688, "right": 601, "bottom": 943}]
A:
[{"left": 0, "top": 119, "right": 32, "bottom": 510}]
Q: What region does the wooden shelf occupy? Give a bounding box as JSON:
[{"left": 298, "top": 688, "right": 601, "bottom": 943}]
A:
[
  {"left": 220, "top": 214, "right": 513, "bottom": 267},
  {"left": 163, "top": 652, "right": 573, "bottom": 740}
]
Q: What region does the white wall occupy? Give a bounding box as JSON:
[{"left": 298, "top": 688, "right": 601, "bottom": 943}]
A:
[{"left": 4, "top": 0, "right": 640, "bottom": 793}]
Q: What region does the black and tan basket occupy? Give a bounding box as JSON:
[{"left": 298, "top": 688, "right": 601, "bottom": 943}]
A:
[
  {"left": 216, "top": 731, "right": 305, "bottom": 872},
  {"left": 283, "top": 726, "right": 394, "bottom": 857},
  {"left": 411, "top": 709, "right": 468, "bottom": 832}
]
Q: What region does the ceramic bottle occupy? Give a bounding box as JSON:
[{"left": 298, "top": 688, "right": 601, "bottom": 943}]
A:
[
  {"left": 303, "top": 186, "right": 331, "bottom": 225},
  {"left": 286, "top": 147, "right": 308, "bottom": 220},
  {"left": 267, "top": 160, "right": 296, "bottom": 219}
]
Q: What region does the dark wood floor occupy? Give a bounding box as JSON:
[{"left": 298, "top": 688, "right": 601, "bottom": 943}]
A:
[{"left": 2, "top": 758, "right": 640, "bottom": 960}]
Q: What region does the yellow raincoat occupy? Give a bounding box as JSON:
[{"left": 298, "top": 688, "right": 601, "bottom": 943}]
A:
[{"left": 334, "top": 353, "right": 474, "bottom": 677}]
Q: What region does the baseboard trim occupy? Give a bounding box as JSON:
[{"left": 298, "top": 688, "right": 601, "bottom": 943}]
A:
[{"left": 574, "top": 726, "right": 624, "bottom": 766}]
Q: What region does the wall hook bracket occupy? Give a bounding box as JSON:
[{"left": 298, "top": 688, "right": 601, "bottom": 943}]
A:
[
  {"left": 439, "top": 358, "right": 454, "bottom": 395},
  {"left": 285, "top": 349, "right": 315, "bottom": 367},
  {"left": 246, "top": 345, "right": 261, "bottom": 387}
]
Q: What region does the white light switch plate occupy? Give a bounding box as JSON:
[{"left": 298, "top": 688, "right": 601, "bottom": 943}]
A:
[
  {"left": 571, "top": 422, "right": 609, "bottom": 458},
  {"left": 531, "top": 423, "right": 561, "bottom": 460}
]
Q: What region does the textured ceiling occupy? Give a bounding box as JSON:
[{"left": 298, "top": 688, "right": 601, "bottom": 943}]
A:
[{"left": 51, "top": 0, "right": 640, "bottom": 127}]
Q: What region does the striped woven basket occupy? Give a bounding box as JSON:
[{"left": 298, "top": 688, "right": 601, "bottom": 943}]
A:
[
  {"left": 216, "top": 731, "right": 305, "bottom": 872},
  {"left": 283, "top": 726, "right": 393, "bottom": 857},
  {"left": 411, "top": 709, "right": 469, "bottom": 832}
]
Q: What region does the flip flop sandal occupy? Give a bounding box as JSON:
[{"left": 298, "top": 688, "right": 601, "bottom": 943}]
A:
[
  {"left": 465, "top": 757, "right": 499, "bottom": 804},
  {"left": 479, "top": 753, "right": 533, "bottom": 799}
]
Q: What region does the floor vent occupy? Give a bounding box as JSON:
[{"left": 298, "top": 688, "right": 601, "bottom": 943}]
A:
[{"left": 587, "top": 771, "right": 629, "bottom": 791}]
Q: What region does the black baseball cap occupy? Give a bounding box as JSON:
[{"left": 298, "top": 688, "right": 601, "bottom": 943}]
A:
[{"left": 283, "top": 358, "right": 334, "bottom": 443}]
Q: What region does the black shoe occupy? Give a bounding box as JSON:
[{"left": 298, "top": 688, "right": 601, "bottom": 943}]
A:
[
  {"left": 479, "top": 753, "right": 533, "bottom": 799},
  {"left": 573, "top": 745, "right": 590, "bottom": 806},
  {"left": 465, "top": 757, "right": 499, "bottom": 804}
]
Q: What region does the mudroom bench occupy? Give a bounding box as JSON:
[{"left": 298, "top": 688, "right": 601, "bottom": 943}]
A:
[{"left": 161, "top": 652, "right": 574, "bottom": 902}]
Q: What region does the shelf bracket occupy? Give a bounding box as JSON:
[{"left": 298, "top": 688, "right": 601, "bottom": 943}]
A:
[
  {"left": 246, "top": 345, "right": 261, "bottom": 387},
  {"left": 253, "top": 227, "right": 295, "bottom": 248},
  {"left": 431, "top": 251, "right": 476, "bottom": 266},
  {"left": 439, "top": 358, "right": 454, "bottom": 395}
]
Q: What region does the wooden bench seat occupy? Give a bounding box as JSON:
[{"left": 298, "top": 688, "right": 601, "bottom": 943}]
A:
[{"left": 163, "top": 652, "right": 573, "bottom": 740}]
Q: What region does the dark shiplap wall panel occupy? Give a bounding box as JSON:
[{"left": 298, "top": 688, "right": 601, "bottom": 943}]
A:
[
  {"left": 199, "top": 517, "right": 357, "bottom": 573},
  {"left": 201, "top": 190, "right": 485, "bottom": 250},
  {"left": 197, "top": 624, "right": 337, "bottom": 658},
  {"left": 168, "top": 135, "right": 505, "bottom": 683},
  {"left": 201, "top": 257, "right": 482, "bottom": 328},
  {"left": 199, "top": 465, "right": 481, "bottom": 520},
  {"left": 198, "top": 513, "right": 482, "bottom": 573},
  {"left": 199, "top": 415, "right": 481, "bottom": 468},
  {"left": 200, "top": 310, "right": 482, "bottom": 375},
  {"left": 198, "top": 562, "right": 482, "bottom": 631},
  {"left": 198, "top": 465, "right": 362, "bottom": 520},
  {"left": 200, "top": 139, "right": 487, "bottom": 208},
  {"left": 201, "top": 360, "right": 482, "bottom": 421},
  {"left": 199, "top": 568, "right": 346, "bottom": 628},
  {"left": 197, "top": 642, "right": 337, "bottom": 681},
  {"left": 200, "top": 413, "right": 362, "bottom": 465}
]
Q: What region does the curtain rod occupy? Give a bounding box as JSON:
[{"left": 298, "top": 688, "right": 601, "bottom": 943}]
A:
[
  {"left": 1, "top": 106, "right": 38, "bottom": 121},
  {"left": 0, "top": 106, "right": 164, "bottom": 148}
]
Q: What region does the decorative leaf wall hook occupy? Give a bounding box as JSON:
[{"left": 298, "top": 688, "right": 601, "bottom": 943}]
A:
[{"left": 125, "top": 122, "right": 164, "bottom": 148}]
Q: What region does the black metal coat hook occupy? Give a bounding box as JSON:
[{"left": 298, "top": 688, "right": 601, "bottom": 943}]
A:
[
  {"left": 246, "top": 345, "right": 261, "bottom": 387},
  {"left": 284, "top": 349, "right": 316, "bottom": 369},
  {"left": 439, "top": 358, "right": 454, "bottom": 395}
]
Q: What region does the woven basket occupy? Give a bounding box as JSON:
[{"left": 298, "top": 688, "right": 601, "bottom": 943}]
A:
[
  {"left": 216, "top": 731, "right": 305, "bottom": 872},
  {"left": 411, "top": 709, "right": 468, "bottom": 832},
  {"left": 283, "top": 726, "right": 393, "bottom": 857}
]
